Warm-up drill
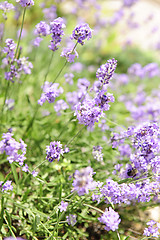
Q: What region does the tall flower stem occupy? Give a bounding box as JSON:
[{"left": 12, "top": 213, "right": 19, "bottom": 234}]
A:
[
  {"left": 1, "top": 8, "right": 26, "bottom": 122},
  {"left": 52, "top": 42, "right": 78, "bottom": 85},
  {"left": 23, "top": 52, "right": 54, "bottom": 138},
  {"left": 15, "top": 7, "right": 26, "bottom": 59},
  {"left": 66, "top": 125, "right": 85, "bottom": 147}
]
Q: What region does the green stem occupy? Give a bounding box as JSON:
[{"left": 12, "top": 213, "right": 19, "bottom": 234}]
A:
[
  {"left": 83, "top": 203, "right": 104, "bottom": 214},
  {"left": 15, "top": 7, "right": 26, "bottom": 59},
  {"left": 4, "top": 214, "right": 16, "bottom": 238},
  {"left": 66, "top": 125, "right": 85, "bottom": 147},
  {"left": 52, "top": 59, "right": 68, "bottom": 85},
  {"left": 1, "top": 81, "right": 10, "bottom": 116},
  {"left": 116, "top": 230, "right": 121, "bottom": 240},
  {"left": 52, "top": 41, "right": 78, "bottom": 85},
  {"left": 0, "top": 196, "right": 4, "bottom": 231}
]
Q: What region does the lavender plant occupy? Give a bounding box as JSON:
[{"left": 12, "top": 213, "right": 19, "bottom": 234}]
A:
[{"left": 0, "top": 0, "right": 160, "bottom": 239}]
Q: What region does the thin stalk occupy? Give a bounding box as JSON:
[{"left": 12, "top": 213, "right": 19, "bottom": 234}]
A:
[
  {"left": 66, "top": 125, "right": 85, "bottom": 147},
  {"left": 4, "top": 214, "right": 16, "bottom": 238},
  {"left": 52, "top": 41, "right": 78, "bottom": 85},
  {"left": 15, "top": 7, "right": 26, "bottom": 59},
  {"left": 23, "top": 52, "right": 54, "bottom": 138},
  {"left": 83, "top": 203, "right": 104, "bottom": 214},
  {"left": 116, "top": 230, "right": 121, "bottom": 240},
  {"left": 1, "top": 81, "right": 10, "bottom": 116}
]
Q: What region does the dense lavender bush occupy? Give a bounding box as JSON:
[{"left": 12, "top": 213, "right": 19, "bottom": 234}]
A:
[{"left": 0, "top": 0, "right": 160, "bottom": 239}]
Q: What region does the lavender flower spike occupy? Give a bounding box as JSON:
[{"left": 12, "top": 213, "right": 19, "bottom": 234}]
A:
[
  {"left": 98, "top": 207, "right": 121, "bottom": 231},
  {"left": 96, "top": 58, "right": 117, "bottom": 85},
  {"left": 71, "top": 23, "right": 93, "bottom": 45},
  {"left": 16, "top": 0, "right": 34, "bottom": 7},
  {"left": 72, "top": 166, "right": 97, "bottom": 196},
  {"left": 46, "top": 141, "right": 64, "bottom": 162}
]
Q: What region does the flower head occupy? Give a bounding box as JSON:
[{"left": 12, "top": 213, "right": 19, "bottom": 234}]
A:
[
  {"left": 1, "top": 180, "right": 13, "bottom": 192},
  {"left": 96, "top": 59, "right": 117, "bottom": 85},
  {"left": 38, "top": 82, "right": 63, "bottom": 106},
  {"left": 34, "top": 21, "right": 50, "bottom": 36},
  {"left": 16, "top": 0, "right": 34, "bottom": 7},
  {"left": 72, "top": 166, "right": 97, "bottom": 195},
  {"left": 71, "top": 23, "right": 92, "bottom": 45},
  {"left": 58, "top": 201, "right": 68, "bottom": 212},
  {"left": 66, "top": 214, "right": 77, "bottom": 226},
  {"left": 74, "top": 99, "right": 104, "bottom": 127},
  {"left": 46, "top": 141, "right": 64, "bottom": 162},
  {"left": 143, "top": 220, "right": 160, "bottom": 238},
  {"left": 98, "top": 207, "right": 121, "bottom": 231},
  {"left": 49, "top": 17, "right": 66, "bottom": 51}
]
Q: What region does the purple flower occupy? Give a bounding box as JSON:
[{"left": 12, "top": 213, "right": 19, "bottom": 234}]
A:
[
  {"left": 22, "top": 163, "right": 29, "bottom": 172},
  {"left": 143, "top": 220, "right": 160, "bottom": 238},
  {"left": 64, "top": 73, "right": 74, "bottom": 85},
  {"left": 61, "top": 47, "right": 78, "bottom": 63},
  {"left": 74, "top": 99, "right": 104, "bottom": 127},
  {"left": 2, "top": 38, "right": 16, "bottom": 60},
  {"left": 16, "top": 0, "right": 34, "bottom": 7},
  {"left": 98, "top": 207, "right": 121, "bottom": 231},
  {"left": 94, "top": 90, "right": 114, "bottom": 111},
  {"left": 5, "top": 98, "right": 15, "bottom": 110},
  {"left": 0, "top": 1, "right": 14, "bottom": 13},
  {"left": 34, "top": 21, "right": 50, "bottom": 36},
  {"left": 58, "top": 201, "right": 68, "bottom": 212},
  {"left": 72, "top": 166, "right": 97, "bottom": 196},
  {"left": 33, "top": 37, "right": 43, "bottom": 47},
  {"left": 92, "top": 146, "right": 103, "bottom": 162},
  {"left": 43, "top": 5, "right": 57, "bottom": 22},
  {"left": 77, "top": 78, "right": 90, "bottom": 90},
  {"left": 71, "top": 23, "right": 92, "bottom": 45},
  {"left": 96, "top": 59, "right": 117, "bottom": 85},
  {"left": 4, "top": 238, "right": 26, "bottom": 240},
  {"left": 46, "top": 141, "right": 64, "bottom": 162},
  {"left": 66, "top": 214, "right": 77, "bottom": 226},
  {"left": 49, "top": 17, "right": 66, "bottom": 52},
  {"left": 123, "top": 0, "right": 138, "bottom": 7},
  {"left": 70, "top": 62, "right": 84, "bottom": 72},
  {"left": 38, "top": 82, "right": 63, "bottom": 106},
  {"left": 54, "top": 100, "right": 69, "bottom": 116},
  {"left": 32, "top": 170, "right": 38, "bottom": 177},
  {"left": 1, "top": 180, "right": 13, "bottom": 192},
  {"left": 0, "top": 132, "right": 27, "bottom": 166}
]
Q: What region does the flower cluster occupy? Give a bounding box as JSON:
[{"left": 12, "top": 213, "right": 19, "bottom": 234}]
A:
[
  {"left": 100, "top": 178, "right": 160, "bottom": 205},
  {"left": 46, "top": 141, "right": 64, "bottom": 162},
  {"left": 0, "top": 131, "right": 27, "bottom": 166},
  {"left": 74, "top": 99, "right": 104, "bottom": 127},
  {"left": 34, "top": 21, "right": 50, "bottom": 37},
  {"left": 0, "top": 1, "right": 14, "bottom": 19},
  {"left": 96, "top": 58, "right": 117, "bottom": 85},
  {"left": 16, "top": 0, "right": 34, "bottom": 7},
  {"left": 71, "top": 23, "right": 92, "bottom": 45},
  {"left": 72, "top": 166, "right": 97, "bottom": 195},
  {"left": 98, "top": 207, "right": 121, "bottom": 231},
  {"left": 49, "top": 17, "right": 66, "bottom": 51},
  {"left": 54, "top": 99, "right": 69, "bottom": 116},
  {"left": 92, "top": 145, "right": 103, "bottom": 162},
  {"left": 64, "top": 73, "right": 74, "bottom": 85},
  {"left": 38, "top": 82, "right": 63, "bottom": 105},
  {"left": 2, "top": 39, "right": 33, "bottom": 82},
  {"left": 123, "top": 0, "right": 138, "bottom": 7},
  {"left": 143, "top": 220, "right": 160, "bottom": 238},
  {"left": 58, "top": 201, "right": 68, "bottom": 212},
  {"left": 94, "top": 90, "right": 115, "bottom": 111},
  {"left": 0, "top": 180, "right": 13, "bottom": 192},
  {"left": 61, "top": 47, "right": 78, "bottom": 63},
  {"left": 128, "top": 62, "right": 160, "bottom": 79},
  {"left": 66, "top": 214, "right": 77, "bottom": 226}
]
